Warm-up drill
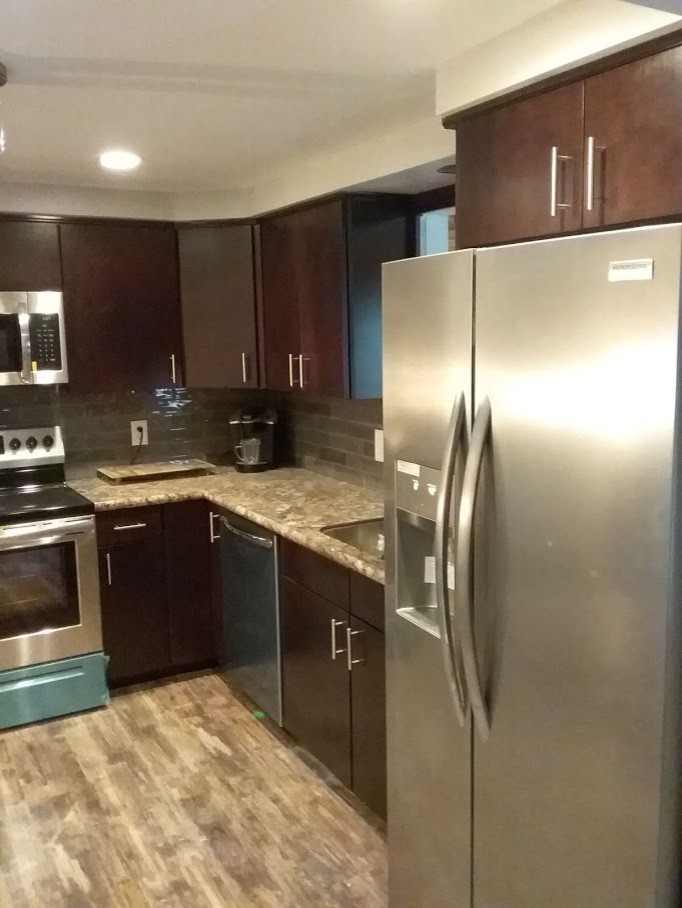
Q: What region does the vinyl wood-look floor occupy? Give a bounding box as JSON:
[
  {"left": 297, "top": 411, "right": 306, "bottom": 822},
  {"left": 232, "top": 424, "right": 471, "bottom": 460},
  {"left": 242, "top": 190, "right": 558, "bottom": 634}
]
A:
[{"left": 0, "top": 674, "right": 387, "bottom": 908}]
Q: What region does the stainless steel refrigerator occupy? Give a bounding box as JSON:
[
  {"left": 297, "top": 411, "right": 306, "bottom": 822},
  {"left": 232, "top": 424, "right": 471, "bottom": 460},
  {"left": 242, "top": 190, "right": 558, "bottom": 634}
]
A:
[{"left": 383, "top": 224, "right": 682, "bottom": 908}]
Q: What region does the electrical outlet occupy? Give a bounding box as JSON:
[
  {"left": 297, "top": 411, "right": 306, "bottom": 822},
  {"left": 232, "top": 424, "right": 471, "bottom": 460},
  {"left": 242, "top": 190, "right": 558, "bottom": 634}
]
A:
[
  {"left": 130, "top": 420, "right": 148, "bottom": 446},
  {"left": 374, "top": 429, "right": 384, "bottom": 463}
]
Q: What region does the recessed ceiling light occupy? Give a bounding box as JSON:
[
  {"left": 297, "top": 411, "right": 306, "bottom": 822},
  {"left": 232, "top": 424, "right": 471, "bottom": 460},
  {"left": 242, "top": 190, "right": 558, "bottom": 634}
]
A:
[{"left": 99, "top": 149, "right": 142, "bottom": 172}]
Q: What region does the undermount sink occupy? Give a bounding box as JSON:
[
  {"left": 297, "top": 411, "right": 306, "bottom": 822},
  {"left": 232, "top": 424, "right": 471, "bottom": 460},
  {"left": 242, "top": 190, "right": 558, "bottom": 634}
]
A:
[{"left": 322, "top": 518, "right": 385, "bottom": 558}]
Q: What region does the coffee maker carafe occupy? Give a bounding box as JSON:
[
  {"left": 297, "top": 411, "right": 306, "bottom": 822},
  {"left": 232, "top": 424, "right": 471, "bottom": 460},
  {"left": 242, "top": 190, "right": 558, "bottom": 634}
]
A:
[{"left": 229, "top": 408, "right": 277, "bottom": 473}]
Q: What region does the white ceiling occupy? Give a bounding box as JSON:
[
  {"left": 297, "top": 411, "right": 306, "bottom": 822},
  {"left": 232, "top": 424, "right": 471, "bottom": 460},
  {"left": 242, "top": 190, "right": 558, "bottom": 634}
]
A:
[{"left": 0, "top": 0, "right": 562, "bottom": 192}]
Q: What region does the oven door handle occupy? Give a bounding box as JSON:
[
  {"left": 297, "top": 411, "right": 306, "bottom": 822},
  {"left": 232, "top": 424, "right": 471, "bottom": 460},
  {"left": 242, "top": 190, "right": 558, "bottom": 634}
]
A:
[
  {"left": 0, "top": 531, "right": 87, "bottom": 552},
  {"left": 0, "top": 516, "right": 94, "bottom": 547}
]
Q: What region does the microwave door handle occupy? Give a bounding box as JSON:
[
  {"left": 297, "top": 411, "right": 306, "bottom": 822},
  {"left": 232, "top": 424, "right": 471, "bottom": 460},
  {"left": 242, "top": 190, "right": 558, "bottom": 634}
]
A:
[{"left": 18, "top": 311, "right": 32, "bottom": 384}]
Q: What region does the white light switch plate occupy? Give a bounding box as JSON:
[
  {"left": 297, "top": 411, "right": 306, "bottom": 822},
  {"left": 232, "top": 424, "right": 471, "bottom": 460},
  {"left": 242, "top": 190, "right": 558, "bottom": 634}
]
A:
[
  {"left": 130, "top": 420, "right": 149, "bottom": 446},
  {"left": 374, "top": 429, "right": 384, "bottom": 463}
]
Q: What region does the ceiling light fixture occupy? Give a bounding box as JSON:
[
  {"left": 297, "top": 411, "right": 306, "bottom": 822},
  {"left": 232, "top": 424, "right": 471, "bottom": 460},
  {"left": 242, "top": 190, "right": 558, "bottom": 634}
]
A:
[{"left": 99, "top": 149, "right": 142, "bottom": 172}]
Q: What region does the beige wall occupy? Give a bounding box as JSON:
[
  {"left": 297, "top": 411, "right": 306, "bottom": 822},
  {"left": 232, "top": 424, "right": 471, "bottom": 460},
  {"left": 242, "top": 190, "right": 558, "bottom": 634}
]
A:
[{"left": 436, "top": 0, "right": 680, "bottom": 116}]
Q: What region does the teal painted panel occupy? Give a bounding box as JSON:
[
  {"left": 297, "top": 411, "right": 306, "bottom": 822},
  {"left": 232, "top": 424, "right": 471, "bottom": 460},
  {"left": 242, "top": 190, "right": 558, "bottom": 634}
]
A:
[{"left": 0, "top": 653, "right": 109, "bottom": 731}]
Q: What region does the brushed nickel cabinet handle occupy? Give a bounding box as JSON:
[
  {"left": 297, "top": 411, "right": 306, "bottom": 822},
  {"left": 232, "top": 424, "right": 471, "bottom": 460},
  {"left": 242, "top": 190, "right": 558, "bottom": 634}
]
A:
[
  {"left": 209, "top": 511, "right": 219, "bottom": 543},
  {"left": 288, "top": 353, "right": 295, "bottom": 387},
  {"left": 170, "top": 353, "right": 177, "bottom": 384},
  {"left": 113, "top": 522, "right": 147, "bottom": 531},
  {"left": 330, "top": 618, "right": 347, "bottom": 659},
  {"left": 298, "top": 354, "right": 305, "bottom": 389},
  {"left": 550, "top": 147, "right": 573, "bottom": 217},
  {"left": 346, "top": 627, "right": 365, "bottom": 671},
  {"left": 241, "top": 352, "right": 248, "bottom": 384},
  {"left": 585, "top": 136, "right": 595, "bottom": 212},
  {"left": 105, "top": 552, "right": 112, "bottom": 586}
]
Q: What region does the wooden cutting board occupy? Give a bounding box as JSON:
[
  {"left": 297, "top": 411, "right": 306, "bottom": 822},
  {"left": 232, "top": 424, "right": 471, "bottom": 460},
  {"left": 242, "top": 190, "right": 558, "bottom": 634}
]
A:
[{"left": 97, "top": 459, "right": 216, "bottom": 484}]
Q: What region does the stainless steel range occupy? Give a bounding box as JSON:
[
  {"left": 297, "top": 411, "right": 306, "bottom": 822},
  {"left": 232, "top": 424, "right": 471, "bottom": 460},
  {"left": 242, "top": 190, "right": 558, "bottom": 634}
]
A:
[{"left": 0, "top": 426, "right": 108, "bottom": 730}]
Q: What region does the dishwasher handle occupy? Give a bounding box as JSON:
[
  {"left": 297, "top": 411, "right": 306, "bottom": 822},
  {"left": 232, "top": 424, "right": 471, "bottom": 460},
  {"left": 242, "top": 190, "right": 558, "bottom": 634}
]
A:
[{"left": 220, "top": 516, "right": 273, "bottom": 549}]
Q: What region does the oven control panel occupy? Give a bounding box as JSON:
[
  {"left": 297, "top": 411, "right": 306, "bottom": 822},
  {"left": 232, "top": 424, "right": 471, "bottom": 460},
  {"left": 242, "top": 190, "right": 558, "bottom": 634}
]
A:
[{"left": 0, "top": 426, "right": 64, "bottom": 468}]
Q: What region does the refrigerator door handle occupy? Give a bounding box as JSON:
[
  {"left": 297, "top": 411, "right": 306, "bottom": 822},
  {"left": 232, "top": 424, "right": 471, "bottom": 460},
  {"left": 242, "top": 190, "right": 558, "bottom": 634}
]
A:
[
  {"left": 435, "top": 390, "right": 468, "bottom": 726},
  {"left": 456, "top": 397, "right": 492, "bottom": 742}
]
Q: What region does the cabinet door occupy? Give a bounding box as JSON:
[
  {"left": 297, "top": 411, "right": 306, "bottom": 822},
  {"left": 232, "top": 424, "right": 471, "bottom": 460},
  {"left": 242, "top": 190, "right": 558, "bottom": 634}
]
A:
[
  {"left": 455, "top": 83, "right": 585, "bottom": 248},
  {"left": 164, "top": 500, "right": 215, "bottom": 669},
  {"left": 0, "top": 221, "right": 62, "bottom": 290},
  {"left": 350, "top": 615, "right": 386, "bottom": 818},
  {"left": 293, "top": 200, "right": 348, "bottom": 396},
  {"left": 583, "top": 46, "right": 682, "bottom": 229},
  {"left": 280, "top": 576, "right": 351, "bottom": 785},
  {"left": 260, "top": 212, "right": 302, "bottom": 392},
  {"left": 60, "top": 222, "right": 182, "bottom": 392},
  {"left": 178, "top": 224, "right": 258, "bottom": 388},
  {"left": 99, "top": 539, "right": 169, "bottom": 685}
]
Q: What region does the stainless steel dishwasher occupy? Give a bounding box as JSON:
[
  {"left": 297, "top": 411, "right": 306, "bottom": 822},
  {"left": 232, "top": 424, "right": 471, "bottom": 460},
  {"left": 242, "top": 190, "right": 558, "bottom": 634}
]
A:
[{"left": 219, "top": 512, "right": 282, "bottom": 725}]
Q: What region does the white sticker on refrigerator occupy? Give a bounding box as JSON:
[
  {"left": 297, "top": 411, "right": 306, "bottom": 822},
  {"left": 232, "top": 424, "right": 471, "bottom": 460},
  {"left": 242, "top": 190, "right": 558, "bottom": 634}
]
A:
[
  {"left": 608, "top": 258, "right": 654, "bottom": 282},
  {"left": 424, "top": 557, "right": 455, "bottom": 590},
  {"left": 397, "top": 460, "right": 420, "bottom": 477}
]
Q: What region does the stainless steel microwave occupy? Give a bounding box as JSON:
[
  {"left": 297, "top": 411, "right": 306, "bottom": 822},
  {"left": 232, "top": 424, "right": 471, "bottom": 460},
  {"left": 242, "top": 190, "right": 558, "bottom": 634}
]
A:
[{"left": 0, "top": 291, "right": 68, "bottom": 385}]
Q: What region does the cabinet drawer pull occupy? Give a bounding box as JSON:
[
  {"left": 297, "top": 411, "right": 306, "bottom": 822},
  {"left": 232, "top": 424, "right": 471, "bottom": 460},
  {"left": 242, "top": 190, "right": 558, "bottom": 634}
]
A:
[
  {"left": 105, "top": 552, "right": 112, "bottom": 586},
  {"left": 170, "top": 353, "right": 177, "bottom": 385},
  {"left": 113, "top": 522, "right": 147, "bottom": 531},
  {"left": 346, "top": 627, "right": 365, "bottom": 671},
  {"left": 330, "top": 618, "right": 347, "bottom": 659},
  {"left": 241, "top": 352, "right": 248, "bottom": 384}
]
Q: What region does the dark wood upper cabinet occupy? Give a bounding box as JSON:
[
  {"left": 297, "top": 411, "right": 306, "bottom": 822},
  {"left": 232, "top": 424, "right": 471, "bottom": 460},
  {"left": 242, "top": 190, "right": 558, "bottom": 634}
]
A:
[
  {"left": 164, "top": 499, "right": 215, "bottom": 669},
  {"left": 177, "top": 224, "right": 258, "bottom": 388},
  {"left": 260, "top": 194, "right": 411, "bottom": 398},
  {"left": 583, "top": 45, "right": 682, "bottom": 230},
  {"left": 280, "top": 576, "right": 351, "bottom": 786},
  {"left": 0, "top": 221, "right": 62, "bottom": 290},
  {"left": 294, "top": 200, "right": 348, "bottom": 397},
  {"left": 349, "top": 615, "right": 386, "bottom": 820},
  {"left": 60, "top": 222, "right": 182, "bottom": 392},
  {"left": 260, "top": 211, "right": 302, "bottom": 393},
  {"left": 455, "top": 83, "right": 585, "bottom": 249}
]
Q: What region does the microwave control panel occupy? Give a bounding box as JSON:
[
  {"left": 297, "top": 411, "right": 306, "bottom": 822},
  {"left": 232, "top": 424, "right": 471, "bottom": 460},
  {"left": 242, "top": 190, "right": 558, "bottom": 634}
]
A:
[{"left": 29, "top": 314, "right": 62, "bottom": 371}]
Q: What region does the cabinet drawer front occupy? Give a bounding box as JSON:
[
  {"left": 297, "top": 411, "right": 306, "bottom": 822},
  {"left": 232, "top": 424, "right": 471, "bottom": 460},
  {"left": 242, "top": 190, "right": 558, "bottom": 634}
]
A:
[
  {"left": 280, "top": 538, "right": 349, "bottom": 609},
  {"left": 350, "top": 572, "right": 384, "bottom": 632},
  {"left": 96, "top": 506, "right": 163, "bottom": 547}
]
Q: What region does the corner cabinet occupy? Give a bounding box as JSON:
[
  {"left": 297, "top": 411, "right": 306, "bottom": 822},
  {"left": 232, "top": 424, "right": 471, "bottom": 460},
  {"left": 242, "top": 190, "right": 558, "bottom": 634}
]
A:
[
  {"left": 177, "top": 223, "right": 259, "bottom": 388},
  {"left": 260, "top": 194, "right": 411, "bottom": 398},
  {"left": 280, "top": 539, "right": 386, "bottom": 818},
  {"left": 60, "top": 222, "right": 183, "bottom": 392},
  {"left": 454, "top": 43, "right": 682, "bottom": 248}
]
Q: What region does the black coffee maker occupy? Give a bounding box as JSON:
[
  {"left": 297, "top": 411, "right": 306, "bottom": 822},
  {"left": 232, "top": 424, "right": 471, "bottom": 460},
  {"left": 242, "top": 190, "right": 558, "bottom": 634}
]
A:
[{"left": 229, "top": 409, "right": 277, "bottom": 473}]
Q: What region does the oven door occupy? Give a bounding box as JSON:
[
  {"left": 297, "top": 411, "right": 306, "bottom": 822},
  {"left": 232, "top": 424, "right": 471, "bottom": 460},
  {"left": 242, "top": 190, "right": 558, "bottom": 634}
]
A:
[
  {"left": 0, "top": 292, "right": 31, "bottom": 386},
  {"left": 0, "top": 515, "right": 102, "bottom": 672}
]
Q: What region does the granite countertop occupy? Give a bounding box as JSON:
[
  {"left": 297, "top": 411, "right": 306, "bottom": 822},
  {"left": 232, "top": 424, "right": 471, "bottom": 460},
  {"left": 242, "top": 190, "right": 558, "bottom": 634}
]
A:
[{"left": 70, "top": 467, "right": 385, "bottom": 584}]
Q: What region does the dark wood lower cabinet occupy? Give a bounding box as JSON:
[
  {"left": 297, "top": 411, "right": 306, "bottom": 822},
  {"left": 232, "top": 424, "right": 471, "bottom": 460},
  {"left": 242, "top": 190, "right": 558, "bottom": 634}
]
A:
[
  {"left": 281, "top": 576, "right": 351, "bottom": 786},
  {"left": 280, "top": 547, "right": 386, "bottom": 817},
  {"left": 98, "top": 539, "right": 169, "bottom": 685},
  {"left": 164, "top": 500, "right": 215, "bottom": 668},
  {"left": 350, "top": 615, "right": 387, "bottom": 819}
]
